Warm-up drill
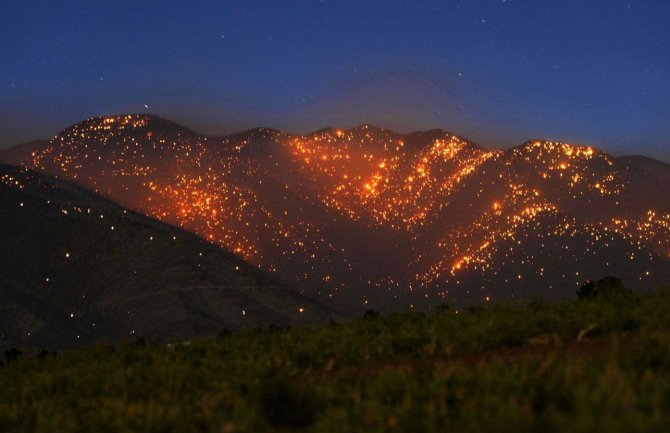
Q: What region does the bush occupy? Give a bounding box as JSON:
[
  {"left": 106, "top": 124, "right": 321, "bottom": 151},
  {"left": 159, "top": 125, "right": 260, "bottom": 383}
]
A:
[
  {"left": 363, "top": 309, "right": 380, "bottom": 319},
  {"left": 258, "top": 377, "right": 318, "bottom": 428},
  {"left": 3, "top": 348, "right": 21, "bottom": 362},
  {"left": 577, "top": 277, "right": 631, "bottom": 300}
]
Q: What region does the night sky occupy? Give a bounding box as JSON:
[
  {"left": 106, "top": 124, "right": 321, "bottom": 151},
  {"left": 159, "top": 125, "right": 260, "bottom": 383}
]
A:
[{"left": 1, "top": 0, "right": 669, "bottom": 160}]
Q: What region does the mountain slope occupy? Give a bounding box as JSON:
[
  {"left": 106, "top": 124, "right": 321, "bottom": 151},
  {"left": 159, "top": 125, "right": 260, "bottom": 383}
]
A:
[
  {"left": 0, "top": 139, "right": 49, "bottom": 165},
  {"left": 618, "top": 155, "right": 670, "bottom": 185},
  {"left": 3, "top": 115, "right": 670, "bottom": 310},
  {"left": 0, "top": 164, "right": 334, "bottom": 349}
]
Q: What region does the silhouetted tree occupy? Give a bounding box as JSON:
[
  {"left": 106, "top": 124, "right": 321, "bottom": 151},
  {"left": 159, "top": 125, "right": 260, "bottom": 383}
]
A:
[
  {"left": 363, "top": 309, "right": 380, "bottom": 319},
  {"left": 578, "top": 277, "right": 630, "bottom": 300},
  {"left": 577, "top": 280, "right": 597, "bottom": 299}
]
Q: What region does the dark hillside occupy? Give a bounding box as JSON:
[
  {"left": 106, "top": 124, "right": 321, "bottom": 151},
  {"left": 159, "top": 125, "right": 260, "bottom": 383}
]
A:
[{"left": 0, "top": 164, "right": 334, "bottom": 348}]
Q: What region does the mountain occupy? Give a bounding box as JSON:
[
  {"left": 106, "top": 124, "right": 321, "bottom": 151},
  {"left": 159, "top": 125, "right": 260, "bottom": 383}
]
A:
[
  {"left": 618, "top": 155, "right": 670, "bottom": 185},
  {"left": 3, "top": 114, "right": 670, "bottom": 310},
  {"left": 0, "top": 164, "right": 334, "bottom": 349},
  {"left": 0, "top": 139, "right": 49, "bottom": 163}
]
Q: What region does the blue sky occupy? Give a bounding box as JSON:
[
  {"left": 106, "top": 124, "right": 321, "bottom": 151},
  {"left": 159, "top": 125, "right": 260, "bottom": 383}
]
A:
[{"left": 1, "top": 0, "right": 669, "bottom": 159}]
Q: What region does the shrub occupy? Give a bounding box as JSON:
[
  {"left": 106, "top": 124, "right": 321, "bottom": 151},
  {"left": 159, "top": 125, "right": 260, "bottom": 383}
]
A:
[
  {"left": 363, "top": 309, "right": 380, "bottom": 319},
  {"left": 577, "top": 277, "right": 631, "bottom": 300},
  {"left": 217, "top": 329, "right": 232, "bottom": 338},
  {"left": 3, "top": 348, "right": 21, "bottom": 362},
  {"left": 258, "top": 377, "right": 318, "bottom": 428}
]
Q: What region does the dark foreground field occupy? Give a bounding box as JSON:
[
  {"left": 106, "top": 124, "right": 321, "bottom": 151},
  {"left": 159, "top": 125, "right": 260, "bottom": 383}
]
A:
[{"left": 3, "top": 288, "right": 670, "bottom": 433}]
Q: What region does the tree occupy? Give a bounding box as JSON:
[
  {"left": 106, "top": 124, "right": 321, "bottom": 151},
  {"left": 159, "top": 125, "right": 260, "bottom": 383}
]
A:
[{"left": 577, "top": 276, "right": 630, "bottom": 300}]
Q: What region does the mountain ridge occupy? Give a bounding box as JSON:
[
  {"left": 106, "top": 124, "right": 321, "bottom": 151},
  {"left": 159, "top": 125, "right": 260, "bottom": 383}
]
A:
[
  {"left": 2, "top": 114, "right": 669, "bottom": 311},
  {"left": 3, "top": 115, "right": 667, "bottom": 164}
]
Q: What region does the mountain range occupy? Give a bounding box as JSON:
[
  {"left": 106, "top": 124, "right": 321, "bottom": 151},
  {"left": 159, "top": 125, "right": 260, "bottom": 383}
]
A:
[
  {"left": 0, "top": 163, "right": 334, "bottom": 348},
  {"left": 2, "top": 114, "right": 669, "bottom": 314}
]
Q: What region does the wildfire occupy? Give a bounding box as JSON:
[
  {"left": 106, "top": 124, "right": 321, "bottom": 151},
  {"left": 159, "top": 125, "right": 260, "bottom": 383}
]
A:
[{"left": 13, "top": 115, "right": 669, "bottom": 306}]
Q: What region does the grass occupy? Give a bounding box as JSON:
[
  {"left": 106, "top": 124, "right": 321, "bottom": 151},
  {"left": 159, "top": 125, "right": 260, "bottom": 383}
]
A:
[{"left": 3, "top": 289, "right": 670, "bottom": 432}]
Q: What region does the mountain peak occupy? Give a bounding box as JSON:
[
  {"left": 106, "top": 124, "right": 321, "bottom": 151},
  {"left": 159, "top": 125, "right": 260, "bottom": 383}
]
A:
[
  {"left": 60, "top": 114, "right": 197, "bottom": 139},
  {"left": 512, "top": 139, "right": 601, "bottom": 160},
  {"left": 351, "top": 123, "right": 384, "bottom": 131}
]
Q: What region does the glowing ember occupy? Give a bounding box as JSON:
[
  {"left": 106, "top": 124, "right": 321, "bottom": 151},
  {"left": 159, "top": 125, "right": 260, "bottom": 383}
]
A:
[{"left": 11, "top": 115, "right": 670, "bottom": 308}]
